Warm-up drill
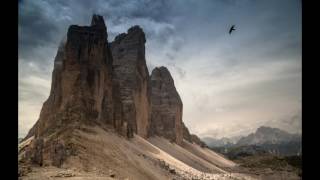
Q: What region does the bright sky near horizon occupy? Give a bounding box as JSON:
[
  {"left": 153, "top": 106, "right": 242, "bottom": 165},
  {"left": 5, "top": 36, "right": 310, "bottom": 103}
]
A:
[{"left": 19, "top": 0, "right": 301, "bottom": 139}]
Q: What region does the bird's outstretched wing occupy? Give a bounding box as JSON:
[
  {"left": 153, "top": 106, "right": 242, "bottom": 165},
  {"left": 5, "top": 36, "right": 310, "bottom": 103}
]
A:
[{"left": 229, "top": 25, "right": 235, "bottom": 34}]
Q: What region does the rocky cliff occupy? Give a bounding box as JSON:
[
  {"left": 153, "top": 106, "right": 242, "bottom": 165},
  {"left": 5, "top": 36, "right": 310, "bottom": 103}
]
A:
[
  {"left": 21, "top": 15, "right": 206, "bottom": 168},
  {"left": 147, "top": 67, "right": 206, "bottom": 146},
  {"left": 110, "top": 26, "right": 150, "bottom": 138},
  {"left": 148, "top": 67, "right": 183, "bottom": 144},
  {"left": 20, "top": 15, "right": 121, "bottom": 167},
  {"left": 24, "top": 15, "right": 116, "bottom": 139}
]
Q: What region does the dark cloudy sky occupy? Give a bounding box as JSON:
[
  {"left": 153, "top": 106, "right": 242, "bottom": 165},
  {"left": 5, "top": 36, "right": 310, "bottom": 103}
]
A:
[{"left": 18, "top": 0, "right": 301, "bottom": 139}]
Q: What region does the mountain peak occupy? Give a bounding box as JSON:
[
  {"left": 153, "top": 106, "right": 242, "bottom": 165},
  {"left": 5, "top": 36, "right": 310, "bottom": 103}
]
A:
[
  {"left": 90, "top": 14, "right": 106, "bottom": 29},
  {"left": 256, "top": 126, "right": 290, "bottom": 136},
  {"left": 149, "top": 66, "right": 183, "bottom": 144},
  {"left": 237, "top": 126, "right": 301, "bottom": 146},
  {"left": 128, "top": 25, "right": 143, "bottom": 34},
  {"left": 153, "top": 66, "right": 170, "bottom": 73},
  {"left": 127, "top": 25, "right": 146, "bottom": 43},
  {"left": 151, "top": 66, "right": 174, "bottom": 85},
  {"left": 112, "top": 25, "right": 146, "bottom": 46}
]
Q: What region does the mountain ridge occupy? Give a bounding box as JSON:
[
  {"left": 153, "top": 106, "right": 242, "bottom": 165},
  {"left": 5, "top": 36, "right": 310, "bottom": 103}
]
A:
[
  {"left": 236, "top": 126, "right": 301, "bottom": 146},
  {"left": 203, "top": 126, "right": 301, "bottom": 157}
]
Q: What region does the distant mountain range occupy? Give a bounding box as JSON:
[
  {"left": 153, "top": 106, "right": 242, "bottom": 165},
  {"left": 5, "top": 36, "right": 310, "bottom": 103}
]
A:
[
  {"left": 202, "top": 126, "right": 301, "bottom": 157},
  {"left": 236, "top": 126, "right": 301, "bottom": 146},
  {"left": 202, "top": 136, "right": 242, "bottom": 148}
]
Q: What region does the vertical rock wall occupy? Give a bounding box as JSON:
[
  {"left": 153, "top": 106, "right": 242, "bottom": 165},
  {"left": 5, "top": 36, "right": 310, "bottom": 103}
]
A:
[
  {"left": 110, "top": 26, "right": 150, "bottom": 138},
  {"left": 24, "top": 15, "right": 204, "bottom": 147},
  {"left": 148, "top": 67, "right": 183, "bottom": 145},
  {"left": 25, "top": 15, "right": 115, "bottom": 138}
]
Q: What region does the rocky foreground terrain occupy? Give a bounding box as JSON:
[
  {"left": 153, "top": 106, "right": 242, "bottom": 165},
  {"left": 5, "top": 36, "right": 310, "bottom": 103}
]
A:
[
  {"left": 18, "top": 15, "right": 299, "bottom": 180},
  {"left": 19, "top": 125, "right": 256, "bottom": 180}
]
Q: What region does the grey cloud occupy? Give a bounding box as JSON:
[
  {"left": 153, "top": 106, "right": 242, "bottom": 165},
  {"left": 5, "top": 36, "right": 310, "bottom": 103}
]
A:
[
  {"left": 19, "top": 1, "right": 60, "bottom": 59},
  {"left": 170, "top": 63, "right": 186, "bottom": 79},
  {"left": 199, "top": 123, "right": 257, "bottom": 139},
  {"left": 175, "top": 68, "right": 186, "bottom": 79}
]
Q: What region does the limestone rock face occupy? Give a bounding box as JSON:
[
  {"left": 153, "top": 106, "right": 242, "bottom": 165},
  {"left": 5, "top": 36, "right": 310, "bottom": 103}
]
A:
[
  {"left": 110, "top": 26, "right": 150, "bottom": 138},
  {"left": 148, "top": 67, "right": 183, "bottom": 145},
  {"left": 24, "top": 15, "right": 116, "bottom": 139}
]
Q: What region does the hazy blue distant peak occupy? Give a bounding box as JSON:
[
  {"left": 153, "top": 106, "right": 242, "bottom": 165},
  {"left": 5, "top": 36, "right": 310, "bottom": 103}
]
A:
[{"left": 237, "top": 126, "right": 301, "bottom": 146}]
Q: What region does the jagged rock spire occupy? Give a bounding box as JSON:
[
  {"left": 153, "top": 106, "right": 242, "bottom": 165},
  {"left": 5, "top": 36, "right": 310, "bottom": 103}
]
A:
[
  {"left": 25, "top": 14, "right": 114, "bottom": 140},
  {"left": 110, "top": 25, "right": 150, "bottom": 138},
  {"left": 148, "top": 66, "right": 183, "bottom": 145},
  {"left": 91, "top": 14, "right": 107, "bottom": 31}
]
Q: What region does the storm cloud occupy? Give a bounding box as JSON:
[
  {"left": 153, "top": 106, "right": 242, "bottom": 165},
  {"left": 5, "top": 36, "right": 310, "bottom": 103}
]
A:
[{"left": 19, "top": 0, "right": 301, "bottom": 138}]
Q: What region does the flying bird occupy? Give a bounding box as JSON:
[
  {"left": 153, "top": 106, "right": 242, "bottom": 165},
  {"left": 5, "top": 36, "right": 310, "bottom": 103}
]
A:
[{"left": 229, "top": 25, "right": 236, "bottom": 34}]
